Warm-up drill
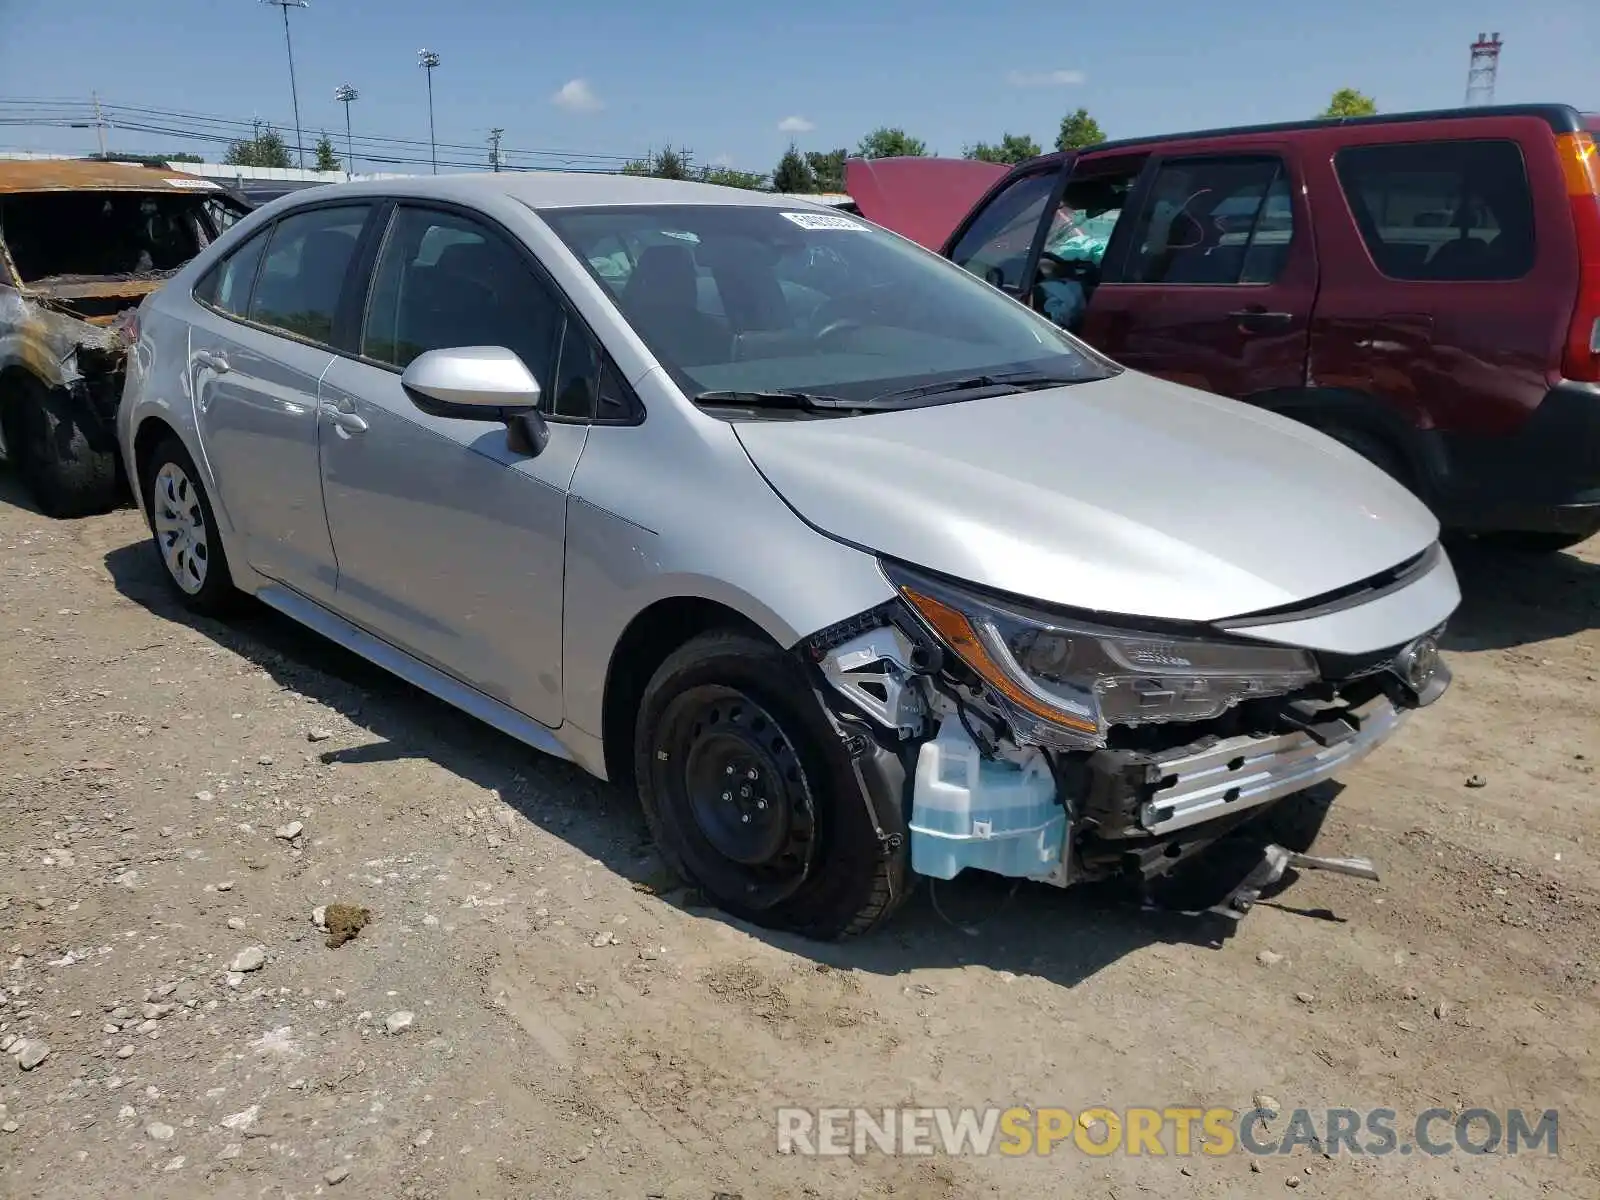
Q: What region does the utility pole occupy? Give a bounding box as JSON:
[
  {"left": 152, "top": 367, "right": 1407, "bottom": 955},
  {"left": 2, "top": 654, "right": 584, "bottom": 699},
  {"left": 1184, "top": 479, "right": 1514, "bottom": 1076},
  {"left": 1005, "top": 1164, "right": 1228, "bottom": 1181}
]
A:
[
  {"left": 418, "top": 49, "right": 441, "bottom": 174},
  {"left": 488, "top": 127, "right": 504, "bottom": 172},
  {"left": 90, "top": 91, "right": 108, "bottom": 157},
  {"left": 334, "top": 84, "right": 359, "bottom": 180},
  {"left": 262, "top": 0, "right": 310, "bottom": 168}
]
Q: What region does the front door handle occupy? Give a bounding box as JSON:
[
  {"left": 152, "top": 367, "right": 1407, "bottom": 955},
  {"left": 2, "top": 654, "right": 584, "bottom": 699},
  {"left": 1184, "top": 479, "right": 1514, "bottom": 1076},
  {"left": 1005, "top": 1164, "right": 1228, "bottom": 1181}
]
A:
[
  {"left": 329, "top": 409, "right": 368, "bottom": 435},
  {"left": 1227, "top": 308, "right": 1295, "bottom": 331},
  {"left": 193, "top": 349, "right": 230, "bottom": 374}
]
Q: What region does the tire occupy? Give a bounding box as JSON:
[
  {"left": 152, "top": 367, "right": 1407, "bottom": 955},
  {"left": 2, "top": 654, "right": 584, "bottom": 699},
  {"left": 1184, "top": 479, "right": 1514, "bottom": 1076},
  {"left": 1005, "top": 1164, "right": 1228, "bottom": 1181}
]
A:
[
  {"left": 10, "top": 377, "right": 119, "bottom": 518},
  {"left": 140, "top": 434, "right": 237, "bottom": 616},
  {"left": 634, "top": 630, "right": 909, "bottom": 940},
  {"left": 1321, "top": 424, "right": 1411, "bottom": 491},
  {"left": 1475, "top": 528, "right": 1598, "bottom": 556}
]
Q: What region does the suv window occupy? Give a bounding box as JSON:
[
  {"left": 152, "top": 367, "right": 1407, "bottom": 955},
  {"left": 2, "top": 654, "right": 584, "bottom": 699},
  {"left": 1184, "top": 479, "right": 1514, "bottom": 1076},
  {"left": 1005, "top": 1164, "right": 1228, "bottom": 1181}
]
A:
[
  {"left": 197, "top": 228, "right": 270, "bottom": 316},
  {"left": 1122, "top": 157, "right": 1292, "bottom": 285},
  {"left": 948, "top": 169, "right": 1058, "bottom": 291},
  {"left": 361, "top": 206, "right": 562, "bottom": 382},
  {"left": 1333, "top": 140, "right": 1535, "bottom": 281},
  {"left": 248, "top": 205, "right": 370, "bottom": 344}
]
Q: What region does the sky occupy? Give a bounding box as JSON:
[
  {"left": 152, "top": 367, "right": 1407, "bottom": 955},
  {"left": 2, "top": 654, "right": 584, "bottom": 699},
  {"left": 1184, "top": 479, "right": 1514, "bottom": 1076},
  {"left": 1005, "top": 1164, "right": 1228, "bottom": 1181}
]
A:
[{"left": 1, "top": 0, "right": 1596, "bottom": 176}]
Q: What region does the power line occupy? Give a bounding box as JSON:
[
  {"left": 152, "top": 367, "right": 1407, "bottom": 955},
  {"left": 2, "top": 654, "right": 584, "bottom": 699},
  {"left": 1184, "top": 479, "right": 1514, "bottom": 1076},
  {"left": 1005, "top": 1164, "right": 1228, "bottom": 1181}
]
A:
[{"left": 0, "top": 95, "right": 654, "bottom": 171}]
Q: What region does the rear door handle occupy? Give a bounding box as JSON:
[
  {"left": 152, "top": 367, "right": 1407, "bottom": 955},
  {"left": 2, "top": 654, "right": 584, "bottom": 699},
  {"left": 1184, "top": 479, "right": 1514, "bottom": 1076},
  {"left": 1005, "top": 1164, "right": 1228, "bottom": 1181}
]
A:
[
  {"left": 193, "top": 349, "right": 230, "bottom": 373},
  {"left": 1227, "top": 309, "right": 1294, "bottom": 331}
]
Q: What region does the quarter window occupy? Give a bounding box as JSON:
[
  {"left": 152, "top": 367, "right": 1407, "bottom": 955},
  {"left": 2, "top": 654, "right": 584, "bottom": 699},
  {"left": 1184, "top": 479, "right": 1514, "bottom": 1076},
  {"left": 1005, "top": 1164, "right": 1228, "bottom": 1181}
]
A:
[
  {"left": 1333, "top": 139, "right": 1535, "bottom": 281},
  {"left": 361, "top": 206, "right": 561, "bottom": 383},
  {"left": 948, "top": 169, "right": 1059, "bottom": 291},
  {"left": 1122, "top": 157, "right": 1292, "bottom": 285},
  {"left": 196, "top": 228, "right": 269, "bottom": 316},
  {"left": 248, "top": 205, "right": 371, "bottom": 344}
]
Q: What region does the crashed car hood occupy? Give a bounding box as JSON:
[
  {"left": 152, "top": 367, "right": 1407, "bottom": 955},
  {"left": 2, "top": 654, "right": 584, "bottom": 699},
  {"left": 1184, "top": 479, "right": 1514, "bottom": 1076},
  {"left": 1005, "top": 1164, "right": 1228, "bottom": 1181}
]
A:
[
  {"left": 844, "top": 156, "right": 1008, "bottom": 250},
  {"left": 23, "top": 277, "right": 167, "bottom": 302},
  {"left": 733, "top": 371, "right": 1441, "bottom": 623}
]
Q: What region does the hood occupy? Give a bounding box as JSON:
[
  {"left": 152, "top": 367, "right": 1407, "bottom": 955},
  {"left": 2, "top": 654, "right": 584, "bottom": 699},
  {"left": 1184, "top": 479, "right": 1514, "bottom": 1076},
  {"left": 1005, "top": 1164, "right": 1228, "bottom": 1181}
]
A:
[
  {"left": 733, "top": 371, "right": 1441, "bottom": 624},
  {"left": 844, "top": 156, "right": 1009, "bottom": 249}
]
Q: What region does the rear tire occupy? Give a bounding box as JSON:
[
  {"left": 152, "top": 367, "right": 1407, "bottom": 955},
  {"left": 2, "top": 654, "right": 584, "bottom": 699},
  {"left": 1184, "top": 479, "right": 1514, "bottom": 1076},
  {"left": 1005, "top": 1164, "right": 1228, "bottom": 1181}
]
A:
[
  {"left": 634, "top": 630, "right": 909, "bottom": 940},
  {"left": 1476, "top": 528, "right": 1597, "bottom": 556},
  {"left": 10, "top": 377, "right": 119, "bottom": 518},
  {"left": 140, "top": 434, "right": 237, "bottom": 616}
]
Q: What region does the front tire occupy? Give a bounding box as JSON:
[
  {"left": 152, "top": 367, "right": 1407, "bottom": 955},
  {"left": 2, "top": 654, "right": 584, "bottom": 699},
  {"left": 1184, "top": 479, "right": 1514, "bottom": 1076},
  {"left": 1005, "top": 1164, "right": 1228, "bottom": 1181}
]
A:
[
  {"left": 634, "top": 631, "right": 909, "bottom": 940},
  {"left": 140, "top": 435, "right": 236, "bottom": 616}
]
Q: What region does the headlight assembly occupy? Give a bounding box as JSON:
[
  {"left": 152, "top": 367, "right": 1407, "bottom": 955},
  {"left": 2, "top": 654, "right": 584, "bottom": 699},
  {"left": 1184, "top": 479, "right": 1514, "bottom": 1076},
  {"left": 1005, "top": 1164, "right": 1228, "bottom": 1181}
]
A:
[{"left": 883, "top": 562, "right": 1319, "bottom": 749}]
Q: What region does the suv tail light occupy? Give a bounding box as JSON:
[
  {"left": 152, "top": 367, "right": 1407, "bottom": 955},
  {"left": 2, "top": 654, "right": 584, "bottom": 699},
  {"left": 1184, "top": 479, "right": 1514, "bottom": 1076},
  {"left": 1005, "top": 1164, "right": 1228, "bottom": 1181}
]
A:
[{"left": 1556, "top": 131, "right": 1600, "bottom": 382}]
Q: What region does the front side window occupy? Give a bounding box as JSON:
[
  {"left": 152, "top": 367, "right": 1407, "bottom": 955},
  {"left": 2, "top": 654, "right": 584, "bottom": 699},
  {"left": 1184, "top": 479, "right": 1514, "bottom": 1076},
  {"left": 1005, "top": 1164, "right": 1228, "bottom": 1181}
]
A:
[
  {"left": 361, "top": 206, "right": 562, "bottom": 382},
  {"left": 1333, "top": 139, "right": 1535, "bottom": 281},
  {"left": 946, "top": 170, "right": 1060, "bottom": 291},
  {"left": 248, "top": 204, "right": 370, "bottom": 344},
  {"left": 1122, "top": 156, "right": 1293, "bottom": 285},
  {"left": 541, "top": 203, "right": 1113, "bottom": 410}
]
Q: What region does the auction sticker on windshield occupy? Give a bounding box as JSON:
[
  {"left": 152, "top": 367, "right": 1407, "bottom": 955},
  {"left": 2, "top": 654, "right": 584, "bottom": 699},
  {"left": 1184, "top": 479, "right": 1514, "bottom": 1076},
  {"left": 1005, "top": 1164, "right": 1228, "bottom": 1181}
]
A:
[{"left": 780, "top": 211, "right": 869, "bottom": 231}]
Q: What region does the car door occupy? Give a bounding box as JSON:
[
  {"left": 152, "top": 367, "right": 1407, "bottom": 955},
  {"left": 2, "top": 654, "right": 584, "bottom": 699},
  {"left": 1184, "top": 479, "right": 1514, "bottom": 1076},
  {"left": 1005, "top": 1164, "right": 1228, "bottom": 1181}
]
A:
[
  {"left": 1079, "top": 147, "right": 1316, "bottom": 400},
  {"left": 943, "top": 162, "right": 1069, "bottom": 302},
  {"left": 316, "top": 203, "right": 585, "bottom": 727},
  {"left": 188, "top": 202, "right": 375, "bottom": 599}
]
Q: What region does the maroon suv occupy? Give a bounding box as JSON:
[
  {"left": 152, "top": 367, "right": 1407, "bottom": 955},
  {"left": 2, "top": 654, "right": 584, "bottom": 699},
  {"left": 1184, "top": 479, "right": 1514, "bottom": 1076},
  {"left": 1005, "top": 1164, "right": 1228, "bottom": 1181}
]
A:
[{"left": 847, "top": 104, "right": 1600, "bottom": 553}]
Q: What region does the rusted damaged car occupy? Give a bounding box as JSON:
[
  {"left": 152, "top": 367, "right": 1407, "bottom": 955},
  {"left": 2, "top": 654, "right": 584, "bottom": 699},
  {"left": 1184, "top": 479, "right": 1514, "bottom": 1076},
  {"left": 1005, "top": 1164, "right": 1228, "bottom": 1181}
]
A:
[{"left": 0, "top": 160, "right": 248, "bottom": 516}]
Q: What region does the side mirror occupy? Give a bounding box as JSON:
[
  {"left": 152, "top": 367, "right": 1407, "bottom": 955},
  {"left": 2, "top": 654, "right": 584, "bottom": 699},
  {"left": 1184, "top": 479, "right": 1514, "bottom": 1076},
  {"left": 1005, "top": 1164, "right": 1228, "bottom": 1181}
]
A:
[
  {"left": 400, "top": 346, "right": 551, "bottom": 457},
  {"left": 401, "top": 345, "right": 543, "bottom": 417}
]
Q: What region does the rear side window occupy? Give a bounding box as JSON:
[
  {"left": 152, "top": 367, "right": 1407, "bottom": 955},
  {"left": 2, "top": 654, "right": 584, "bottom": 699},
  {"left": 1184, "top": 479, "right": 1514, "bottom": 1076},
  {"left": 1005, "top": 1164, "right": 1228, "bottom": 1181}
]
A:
[
  {"left": 948, "top": 169, "right": 1059, "bottom": 291},
  {"left": 196, "top": 229, "right": 269, "bottom": 316},
  {"left": 1121, "top": 156, "right": 1293, "bottom": 285},
  {"left": 1333, "top": 140, "right": 1535, "bottom": 281},
  {"left": 248, "top": 205, "right": 371, "bottom": 344}
]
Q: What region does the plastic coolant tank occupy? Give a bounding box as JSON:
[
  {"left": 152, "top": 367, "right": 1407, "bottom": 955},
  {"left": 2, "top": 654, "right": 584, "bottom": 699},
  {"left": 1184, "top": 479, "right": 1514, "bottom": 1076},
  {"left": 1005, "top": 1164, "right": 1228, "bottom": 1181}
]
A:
[{"left": 909, "top": 716, "right": 1066, "bottom": 881}]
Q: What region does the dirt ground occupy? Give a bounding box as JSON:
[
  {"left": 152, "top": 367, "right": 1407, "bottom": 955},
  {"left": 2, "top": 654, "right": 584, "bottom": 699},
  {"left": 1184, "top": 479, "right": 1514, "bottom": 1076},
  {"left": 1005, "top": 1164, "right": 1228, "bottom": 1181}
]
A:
[{"left": 0, "top": 469, "right": 1596, "bottom": 1200}]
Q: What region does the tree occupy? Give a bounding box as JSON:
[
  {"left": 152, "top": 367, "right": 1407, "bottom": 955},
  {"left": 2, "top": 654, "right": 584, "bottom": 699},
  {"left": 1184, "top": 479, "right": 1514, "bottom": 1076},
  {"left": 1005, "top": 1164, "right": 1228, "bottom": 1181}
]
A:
[
  {"left": 313, "top": 132, "right": 341, "bottom": 173},
  {"left": 224, "top": 122, "right": 292, "bottom": 169},
  {"left": 805, "top": 148, "right": 847, "bottom": 193},
  {"left": 90, "top": 152, "right": 203, "bottom": 165},
  {"left": 622, "top": 146, "right": 693, "bottom": 180},
  {"left": 699, "top": 164, "right": 767, "bottom": 190},
  {"left": 1320, "top": 88, "right": 1377, "bottom": 118},
  {"left": 964, "top": 133, "right": 1043, "bottom": 165},
  {"left": 1054, "top": 108, "right": 1105, "bottom": 152},
  {"left": 855, "top": 127, "right": 927, "bottom": 159},
  {"left": 771, "top": 144, "right": 815, "bottom": 193}
]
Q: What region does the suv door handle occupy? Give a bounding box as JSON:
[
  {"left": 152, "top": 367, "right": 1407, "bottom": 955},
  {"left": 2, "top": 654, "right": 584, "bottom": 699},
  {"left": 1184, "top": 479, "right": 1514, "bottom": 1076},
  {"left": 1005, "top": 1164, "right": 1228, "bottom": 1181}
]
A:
[
  {"left": 1227, "top": 308, "right": 1294, "bottom": 331},
  {"left": 193, "top": 350, "right": 230, "bottom": 373},
  {"left": 326, "top": 396, "right": 368, "bottom": 436}
]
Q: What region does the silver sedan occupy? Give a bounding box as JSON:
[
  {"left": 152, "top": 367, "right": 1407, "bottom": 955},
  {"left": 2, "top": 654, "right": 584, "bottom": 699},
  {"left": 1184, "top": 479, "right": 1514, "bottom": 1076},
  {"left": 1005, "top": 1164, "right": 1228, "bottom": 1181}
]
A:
[{"left": 117, "top": 173, "right": 1458, "bottom": 938}]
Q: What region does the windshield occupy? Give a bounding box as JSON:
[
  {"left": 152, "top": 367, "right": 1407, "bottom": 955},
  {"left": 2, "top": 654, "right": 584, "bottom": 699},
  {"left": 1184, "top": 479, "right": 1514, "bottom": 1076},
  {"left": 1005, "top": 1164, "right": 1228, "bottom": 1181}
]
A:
[{"left": 539, "top": 203, "right": 1113, "bottom": 410}]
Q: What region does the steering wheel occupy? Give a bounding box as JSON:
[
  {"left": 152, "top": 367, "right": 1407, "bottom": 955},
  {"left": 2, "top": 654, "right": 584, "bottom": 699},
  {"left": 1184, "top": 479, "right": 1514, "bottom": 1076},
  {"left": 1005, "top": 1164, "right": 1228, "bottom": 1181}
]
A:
[
  {"left": 812, "top": 316, "right": 863, "bottom": 344},
  {"left": 1037, "top": 251, "right": 1097, "bottom": 283},
  {"left": 808, "top": 280, "right": 899, "bottom": 338}
]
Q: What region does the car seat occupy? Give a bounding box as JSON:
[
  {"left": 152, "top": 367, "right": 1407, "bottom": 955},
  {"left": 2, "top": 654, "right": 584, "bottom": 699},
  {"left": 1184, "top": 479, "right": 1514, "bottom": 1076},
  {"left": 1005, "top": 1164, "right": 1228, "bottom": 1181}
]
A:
[{"left": 620, "top": 245, "right": 731, "bottom": 366}]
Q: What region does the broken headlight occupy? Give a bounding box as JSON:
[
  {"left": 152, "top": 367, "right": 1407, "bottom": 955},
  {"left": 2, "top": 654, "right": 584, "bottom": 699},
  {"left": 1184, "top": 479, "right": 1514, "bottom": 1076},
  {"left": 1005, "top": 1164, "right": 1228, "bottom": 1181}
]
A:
[{"left": 883, "top": 562, "right": 1317, "bottom": 748}]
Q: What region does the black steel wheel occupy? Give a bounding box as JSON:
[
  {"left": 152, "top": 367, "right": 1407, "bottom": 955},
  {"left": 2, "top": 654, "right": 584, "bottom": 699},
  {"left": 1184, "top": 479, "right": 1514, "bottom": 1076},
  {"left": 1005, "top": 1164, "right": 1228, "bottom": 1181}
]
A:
[{"left": 634, "top": 631, "right": 909, "bottom": 940}]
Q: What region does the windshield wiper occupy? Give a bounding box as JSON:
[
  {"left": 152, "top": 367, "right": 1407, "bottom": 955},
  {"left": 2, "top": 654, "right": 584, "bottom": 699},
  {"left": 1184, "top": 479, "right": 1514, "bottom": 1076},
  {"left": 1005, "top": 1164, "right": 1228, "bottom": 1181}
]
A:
[
  {"left": 867, "top": 371, "right": 1084, "bottom": 405},
  {"left": 692, "top": 389, "right": 866, "bottom": 411}
]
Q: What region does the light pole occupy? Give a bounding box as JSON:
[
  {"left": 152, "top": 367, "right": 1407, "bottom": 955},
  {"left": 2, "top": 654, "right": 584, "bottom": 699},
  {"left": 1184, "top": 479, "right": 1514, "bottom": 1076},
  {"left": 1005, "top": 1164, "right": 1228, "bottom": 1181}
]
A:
[
  {"left": 261, "top": 0, "right": 309, "bottom": 169},
  {"left": 418, "top": 49, "right": 441, "bottom": 174},
  {"left": 334, "top": 84, "right": 358, "bottom": 179},
  {"left": 488, "top": 127, "right": 504, "bottom": 172}
]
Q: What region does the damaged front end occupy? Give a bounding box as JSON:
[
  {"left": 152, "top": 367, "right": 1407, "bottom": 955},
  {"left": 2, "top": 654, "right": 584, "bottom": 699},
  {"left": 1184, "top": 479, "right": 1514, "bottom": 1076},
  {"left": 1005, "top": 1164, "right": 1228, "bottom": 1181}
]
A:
[{"left": 804, "top": 559, "right": 1450, "bottom": 909}]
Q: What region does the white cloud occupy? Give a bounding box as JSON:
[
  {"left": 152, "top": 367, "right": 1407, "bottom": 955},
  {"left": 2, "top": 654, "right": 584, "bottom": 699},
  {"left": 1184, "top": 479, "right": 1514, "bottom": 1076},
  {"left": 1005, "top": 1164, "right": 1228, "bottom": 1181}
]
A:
[
  {"left": 552, "top": 79, "right": 603, "bottom": 113},
  {"left": 777, "top": 115, "right": 816, "bottom": 133},
  {"left": 1006, "top": 69, "right": 1087, "bottom": 88}
]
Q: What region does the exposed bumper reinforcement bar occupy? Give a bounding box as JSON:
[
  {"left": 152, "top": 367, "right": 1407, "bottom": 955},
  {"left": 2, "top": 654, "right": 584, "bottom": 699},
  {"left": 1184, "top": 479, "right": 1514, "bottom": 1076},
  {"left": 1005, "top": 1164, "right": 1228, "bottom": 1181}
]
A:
[{"left": 1138, "top": 696, "right": 1403, "bottom": 837}]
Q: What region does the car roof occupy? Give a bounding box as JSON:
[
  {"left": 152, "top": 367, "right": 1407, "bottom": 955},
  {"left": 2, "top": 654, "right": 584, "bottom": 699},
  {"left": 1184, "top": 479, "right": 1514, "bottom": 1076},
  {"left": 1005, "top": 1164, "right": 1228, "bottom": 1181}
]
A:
[
  {"left": 0, "top": 158, "right": 224, "bottom": 195},
  {"left": 1018, "top": 102, "right": 1591, "bottom": 171},
  {"left": 259, "top": 170, "right": 837, "bottom": 212}
]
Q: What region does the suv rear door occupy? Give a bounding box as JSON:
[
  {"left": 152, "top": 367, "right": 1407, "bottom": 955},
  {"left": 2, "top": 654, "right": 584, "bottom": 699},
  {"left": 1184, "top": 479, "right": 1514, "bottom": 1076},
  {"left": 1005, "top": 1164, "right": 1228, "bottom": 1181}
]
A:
[{"left": 1080, "top": 142, "right": 1316, "bottom": 399}]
